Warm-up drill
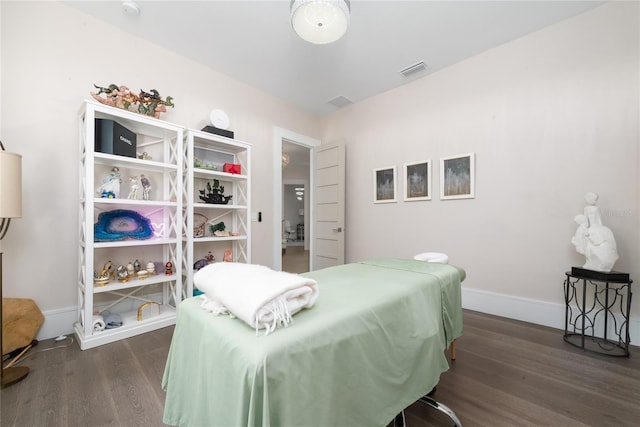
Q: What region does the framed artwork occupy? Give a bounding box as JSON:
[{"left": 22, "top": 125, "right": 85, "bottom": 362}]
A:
[
  {"left": 440, "top": 152, "right": 475, "bottom": 200},
  {"left": 403, "top": 160, "right": 431, "bottom": 201},
  {"left": 373, "top": 166, "right": 397, "bottom": 203}
]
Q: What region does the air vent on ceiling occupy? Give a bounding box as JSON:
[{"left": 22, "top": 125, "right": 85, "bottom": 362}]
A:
[
  {"left": 328, "top": 95, "right": 353, "bottom": 108},
  {"left": 399, "top": 61, "right": 428, "bottom": 78}
]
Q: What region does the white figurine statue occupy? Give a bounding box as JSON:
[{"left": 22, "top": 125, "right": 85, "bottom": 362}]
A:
[
  {"left": 128, "top": 176, "right": 139, "bottom": 199},
  {"left": 140, "top": 174, "right": 152, "bottom": 201},
  {"left": 572, "top": 192, "right": 619, "bottom": 272},
  {"left": 97, "top": 167, "right": 121, "bottom": 198}
]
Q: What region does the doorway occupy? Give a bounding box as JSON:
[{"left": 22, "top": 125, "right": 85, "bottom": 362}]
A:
[
  {"left": 282, "top": 165, "right": 309, "bottom": 273},
  {"left": 272, "top": 128, "right": 320, "bottom": 272}
]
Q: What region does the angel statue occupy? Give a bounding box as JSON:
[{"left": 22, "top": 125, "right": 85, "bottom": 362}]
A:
[{"left": 571, "top": 192, "right": 619, "bottom": 272}]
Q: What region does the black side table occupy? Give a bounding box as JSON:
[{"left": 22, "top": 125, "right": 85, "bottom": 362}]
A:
[{"left": 564, "top": 269, "right": 633, "bottom": 357}]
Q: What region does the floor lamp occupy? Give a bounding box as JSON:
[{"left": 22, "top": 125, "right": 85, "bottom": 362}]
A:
[{"left": 0, "top": 141, "right": 26, "bottom": 388}]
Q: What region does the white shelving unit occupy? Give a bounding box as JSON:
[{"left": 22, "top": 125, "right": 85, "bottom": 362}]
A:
[
  {"left": 182, "top": 129, "right": 251, "bottom": 295},
  {"left": 76, "top": 100, "right": 184, "bottom": 350}
]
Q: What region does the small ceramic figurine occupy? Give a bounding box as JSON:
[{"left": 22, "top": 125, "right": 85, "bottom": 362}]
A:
[
  {"left": 126, "top": 261, "right": 135, "bottom": 276},
  {"left": 140, "top": 174, "right": 152, "bottom": 200},
  {"left": 146, "top": 261, "right": 155, "bottom": 275},
  {"left": 165, "top": 261, "right": 173, "bottom": 275},
  {"left": 193, "top": 258, "right": 208, "bottom": 271},
  {"left": 100, "top": 261, "right": 113, "bottom": 279},
  {"left": 128, "top": 176, "right": 139, "bottom": 199},
  {"left": 206, "top": 251, "right": 215, "bottom": 264},
  {"left": 223, "top": 249, "right": 232, "bottom": 262},
  {"left": 94, "top": 260, "right": 112, "bottom": 285},
  {"left": 97, "top": 167, "right": 121, "bottom": 198},
  {"left": 116, "top": 265, "right": 129, "bottom": 282},
  {"left": 133, "top": 259, "right": 141, "bottom": 273}
]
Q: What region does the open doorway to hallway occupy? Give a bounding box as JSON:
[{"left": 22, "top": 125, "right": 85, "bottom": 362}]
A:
[{"left": 281, "top": 140, "right": 310, "bottom": 273}]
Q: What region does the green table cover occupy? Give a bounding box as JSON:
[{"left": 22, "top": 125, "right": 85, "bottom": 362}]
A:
[{"left": 162, "top": 259, "right": 464, "bottom": 427}]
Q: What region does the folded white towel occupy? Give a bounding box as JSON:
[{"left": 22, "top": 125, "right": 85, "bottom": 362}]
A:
[
  {"left": 194, "top": 262, "right": 319, "bottom": 334},
  {"left": 92, "top": 314, "right": 106, "bottom": 332}
]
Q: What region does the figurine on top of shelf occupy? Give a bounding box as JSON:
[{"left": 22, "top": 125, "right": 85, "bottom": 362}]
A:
[
  {"left": 206, "top": 251, "right": 215, "bottom": 264},
  {"left": 91, "top": 84, "right": 175, "bottom": 119},
  {"left": 90, "top": 84, "right": 139, "bottom": 110},
  {"left": 165, "top": 261, "right": 173, "bottom": 275},
  {"left": 140, "top": 174, "right": 152, "bottom": 200},
  {"left": 128, "top": 176, "right": 139, "bottom": 199},
  {"left": 138, "top": 88, "right": 175, "bottom": 118},
  {"left": 97, "top": 167, "right": 122, "bottom": 198},
  {"left": 199, "top": 179, "right": 232, "bottom": 205},
  {"left": 137, "top": 152, "right": 152, "bottom": 161},
  {"left": 223, "top": 249, "right": 233, "bottom": 262}
]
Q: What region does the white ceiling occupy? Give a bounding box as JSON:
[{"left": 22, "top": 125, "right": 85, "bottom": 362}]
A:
[{"left": 66, "top": 0, "right": 604, "bottom": 116}]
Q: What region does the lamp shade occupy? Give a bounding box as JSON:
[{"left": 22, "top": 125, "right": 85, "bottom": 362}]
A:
[
  {"left": 0, "top": 151, "right": 22, "bottom": 218},
  {"left": 291, "top": 0, "right": 350, "bottom": 44}
]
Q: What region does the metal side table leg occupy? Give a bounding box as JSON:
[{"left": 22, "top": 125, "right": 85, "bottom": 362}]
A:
[{"left": 418, "top": 396, "right": 462, "bottom": 427}]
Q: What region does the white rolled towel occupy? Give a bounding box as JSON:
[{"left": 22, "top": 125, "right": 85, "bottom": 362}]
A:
[
  {"left": 93, "top": 314, "right": 106, "bottom": 332},
  {"left": 195, "top": 262, "right": 319, "bottom": 334}
]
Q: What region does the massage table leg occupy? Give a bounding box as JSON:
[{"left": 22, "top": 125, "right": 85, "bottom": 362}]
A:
[
  {"left": 393, "top": 410, "right": 406, "bottom": 427},
  {"left": 393, "top": 387, "right": 462, "bottom": 427},
  {"left": 418, "top": 395, "right": 462, "bottom": 427},
  {"left": 450, "top": 340, "right": 456, "bottom": 360}
]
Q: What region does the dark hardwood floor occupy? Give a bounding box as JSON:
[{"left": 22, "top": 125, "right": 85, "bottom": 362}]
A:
[{"left": 2, "top": 310, "right": 638, "bottom": 426}]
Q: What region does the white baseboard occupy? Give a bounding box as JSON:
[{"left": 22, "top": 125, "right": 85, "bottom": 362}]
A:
[
  {"left": 462, "top": 287, "right": 640, "bottom": 346},
  {"left": 36, "top": 289, "right": 640, "bottom": 346},
  {"left": 37, "top": 305, "right": 77, "bottom": 341}
]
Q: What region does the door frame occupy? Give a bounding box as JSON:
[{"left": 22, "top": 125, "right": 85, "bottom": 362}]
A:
[{"left": 272, "top": 127, "right": 320, "bottom": 271}]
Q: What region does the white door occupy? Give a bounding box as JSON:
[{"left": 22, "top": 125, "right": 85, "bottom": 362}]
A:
[{"left": 313, "top": 143, "right": 345, "bottom": 270}]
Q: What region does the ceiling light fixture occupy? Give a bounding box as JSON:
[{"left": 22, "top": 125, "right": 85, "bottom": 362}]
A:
[
  {"left": 290, "top": 0, "right": 350, "bottom": 45},
  {"left": 122, "top": 1, "right": 140, "bottom": 16}
]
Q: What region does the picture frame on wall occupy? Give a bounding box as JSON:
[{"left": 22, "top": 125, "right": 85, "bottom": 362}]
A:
[
  {"left": 403, "top": 160, "right": 431, "bottom": 201},
  {"left": 373, "top": 166, "right": 397, "bottom": 203},
  {"left": 440, "top": 152, "right": 475, "bottom": 200}
]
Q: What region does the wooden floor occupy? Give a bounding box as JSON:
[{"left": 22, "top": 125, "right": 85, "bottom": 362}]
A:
[
  {"left": 282, "top": 244, "right": 310, "bottom": 273},
  {"left": 2, "top": 310, "right": 638, "bottom": 426}
]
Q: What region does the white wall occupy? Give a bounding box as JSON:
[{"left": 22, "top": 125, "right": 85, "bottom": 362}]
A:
[
  {"left": 321, "top": 2, "right": 640, "bottom": 337},
  {"left": 2, "top": 1, "right": 638, "bottom": 342},
  {"left": 0, "top": 1, "right": 319, "bottom": 338}
]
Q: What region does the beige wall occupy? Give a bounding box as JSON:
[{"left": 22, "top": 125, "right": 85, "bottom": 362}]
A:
[
  {"left": 0, "top": 1, "right": 319, "bottom": 331},
  {"left": 322, "top": 1, "right": 639, "bottom": 327},
  {"left": 1, "top": 1, "right": 638, "bottom": 339}
]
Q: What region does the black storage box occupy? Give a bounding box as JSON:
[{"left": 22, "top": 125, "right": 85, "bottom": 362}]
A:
[
  {"left": 95, "top": 119, "right": 137, "bottom": 158},
  {"left": 201, "top": 125, "right": 234, "bottom": 139}
]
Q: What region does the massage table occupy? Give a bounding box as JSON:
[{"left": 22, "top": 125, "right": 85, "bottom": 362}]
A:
[{"left": 162, "top": 258, "right": 465, "bottom": 426}]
